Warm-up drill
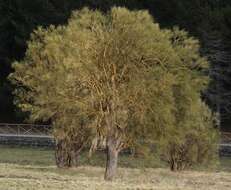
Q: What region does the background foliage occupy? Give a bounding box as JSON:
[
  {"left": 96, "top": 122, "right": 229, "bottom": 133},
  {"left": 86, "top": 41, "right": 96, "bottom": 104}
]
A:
[{"left": 1, "top": 0, "right": 231, "bottom": 131}]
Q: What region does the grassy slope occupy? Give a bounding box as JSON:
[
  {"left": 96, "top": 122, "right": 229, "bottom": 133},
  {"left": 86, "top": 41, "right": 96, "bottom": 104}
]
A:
[{"left": 0, "top": 146, "right": 230, "bottom": 190}]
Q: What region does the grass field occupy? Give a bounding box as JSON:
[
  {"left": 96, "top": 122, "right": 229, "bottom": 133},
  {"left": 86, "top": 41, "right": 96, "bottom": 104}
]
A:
[{"left": 0, "top": 145, "right": 230, "bottom": 190}]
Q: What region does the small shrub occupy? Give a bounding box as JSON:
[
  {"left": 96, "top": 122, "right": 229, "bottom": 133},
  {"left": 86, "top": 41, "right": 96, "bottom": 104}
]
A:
[{"left": 158, "top": 84, "right": 219, "bottom": 171}]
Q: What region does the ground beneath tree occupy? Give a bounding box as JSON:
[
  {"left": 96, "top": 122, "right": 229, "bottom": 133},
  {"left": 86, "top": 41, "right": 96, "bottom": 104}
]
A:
[
  {"left": 0, "top": 163, "right": 230, "bottom": 190},
  {"left": 0, "top": 146, "right": 230, "bottom": 189}
]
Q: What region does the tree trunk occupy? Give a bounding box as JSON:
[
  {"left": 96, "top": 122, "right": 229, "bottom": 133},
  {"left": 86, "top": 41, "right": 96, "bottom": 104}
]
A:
[
  {"left": 169, "top": 146, "right": 178, "bottom": 172},
  {"left": 70, "top": 149, "right": 80, "bottom": 167},
  {"left": 55, "top": 139, "right": 72, "bottom": 168},
  {"left": 170, "top": 158, "right": 177, "bottom": 172},
  {"left": 55, "top": 139, "right": 69, "bottom": 168},
  {"left": 55, "top": 138, "right": 84, "bottom": 168},
  {"left": 104, "top": 137, "right": 119, "bottom": 181}
]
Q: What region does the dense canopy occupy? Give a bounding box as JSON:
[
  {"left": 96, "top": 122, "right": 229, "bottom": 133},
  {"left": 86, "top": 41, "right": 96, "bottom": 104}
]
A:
[{"left": 9, "top": 7, "right": 218, "bottom": 180}]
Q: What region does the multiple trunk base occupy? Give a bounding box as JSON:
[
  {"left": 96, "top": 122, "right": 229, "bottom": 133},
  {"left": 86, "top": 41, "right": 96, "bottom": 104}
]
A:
[
  {"left": 55, "top": 139, "right": 81, "bottom": 168},
  {"left": 55, "top": 137, "right": 121, "bottom": 181}
]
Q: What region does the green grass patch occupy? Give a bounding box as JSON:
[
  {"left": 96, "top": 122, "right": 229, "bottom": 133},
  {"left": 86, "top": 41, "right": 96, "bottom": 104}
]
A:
[
  {"left": 0, "top": 145, "right": 54, "bottom": 166},
  {"left": 0, "top": 145, "right": 230, "bottom": 172},
  {"left": 219, "top": 156, "right": 231, "bottom": 172},
  {"left": 0, "top": 145, "right": 166, "bottom": 169}
]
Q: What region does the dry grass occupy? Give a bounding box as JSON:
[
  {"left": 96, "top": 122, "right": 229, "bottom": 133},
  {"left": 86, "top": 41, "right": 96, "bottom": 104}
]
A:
[
  {"left": 0, "top": 163, "right": 230, "bottom": 190},
  {"left": 0, "top": 146, "right": 230, "bottom": 190}
]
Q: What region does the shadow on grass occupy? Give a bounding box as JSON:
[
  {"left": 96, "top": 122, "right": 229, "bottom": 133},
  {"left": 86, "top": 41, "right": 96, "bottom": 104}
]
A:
[{"left": 0, "top": 145, "right": 230, "bottom": 173}]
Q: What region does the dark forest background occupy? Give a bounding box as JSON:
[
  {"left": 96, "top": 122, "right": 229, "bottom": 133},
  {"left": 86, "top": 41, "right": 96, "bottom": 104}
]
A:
[{"left": 1, "top": 0, "right": 231, "bottom": 131}]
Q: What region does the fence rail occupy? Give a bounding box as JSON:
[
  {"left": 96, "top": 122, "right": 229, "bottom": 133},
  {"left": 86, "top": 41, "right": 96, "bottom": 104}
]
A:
[
  {"left": 0, "top": 123, "right": 231, "bottom": 141},
  {"left": 221, "top": 132, "right": 231, "bottom": 143},
  {"left": 0, "top": 123, "right": 52, "bottom": 137},
  {"left": 0, "top": 124, "right": 231, "bottom": 154}
]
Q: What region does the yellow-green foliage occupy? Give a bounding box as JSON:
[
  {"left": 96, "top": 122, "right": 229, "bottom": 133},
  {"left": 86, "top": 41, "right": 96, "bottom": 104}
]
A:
[
  {"left": 9, "top": 7, "right": 181, "bottom": 147},
  {"left": 152, "top": 28, "right": 220, "bottom": 171},
  {"left": 9, "top": 7, "right": 218, "bottom": 171},
  {"left": 159, "top": 88, "right": 219, "bottom": 171}
]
